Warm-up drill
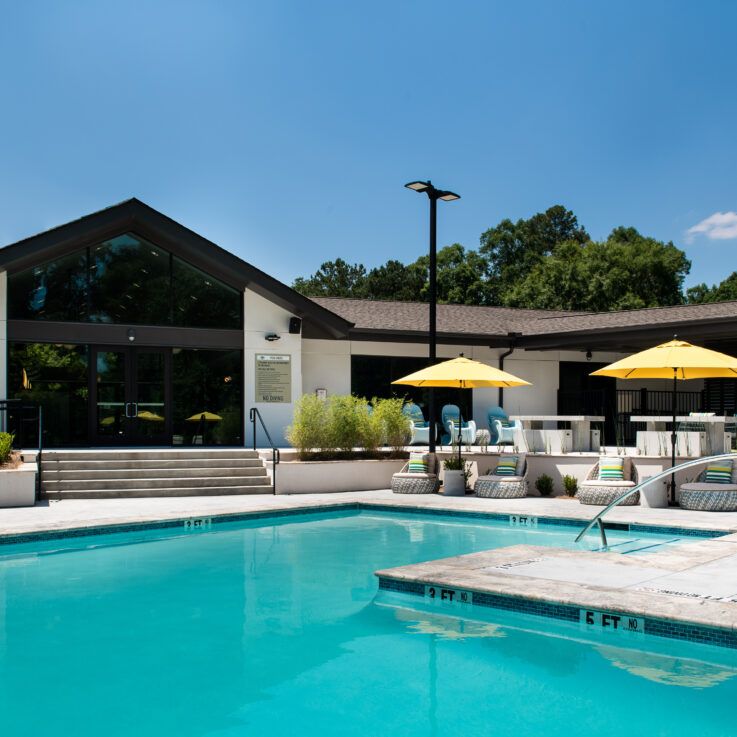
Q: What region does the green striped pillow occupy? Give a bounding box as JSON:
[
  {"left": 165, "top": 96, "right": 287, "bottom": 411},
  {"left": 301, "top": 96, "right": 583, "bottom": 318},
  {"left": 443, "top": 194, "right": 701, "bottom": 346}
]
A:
[
  {"left": 495, "top": 455, "right": 518, "bottom": 476},
  {"left": 408, "top": 452, "right": 429, "bottom": 474},
  {"left": 705, "top": 462, "right": 732, "bottom": 484},
  {"left": 600, "top": 457, "right": 624, "bottom": 481}
]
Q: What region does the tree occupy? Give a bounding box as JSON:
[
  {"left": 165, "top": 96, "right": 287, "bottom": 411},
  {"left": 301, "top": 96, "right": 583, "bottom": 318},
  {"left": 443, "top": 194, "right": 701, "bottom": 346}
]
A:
[
  {"left": 364, "top": 260, "right": 425, "bottom": 301},
  {"left": 505, "top": 229, "right": 690, "bottom": 311},
  {"left": 479, "top": 205, "right": 588, "bottom": 303},
  {"left": 293, "top": 259, "right": 367, "bottom": 298},
  {"left": 687, "top": 272, "right": 737, "bottom": 304}
]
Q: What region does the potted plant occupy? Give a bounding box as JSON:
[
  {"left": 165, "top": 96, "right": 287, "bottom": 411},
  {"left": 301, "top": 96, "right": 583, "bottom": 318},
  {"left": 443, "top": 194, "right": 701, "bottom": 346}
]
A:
[{"left": 443, "top": 455, "right": 469, "bottom": 496}]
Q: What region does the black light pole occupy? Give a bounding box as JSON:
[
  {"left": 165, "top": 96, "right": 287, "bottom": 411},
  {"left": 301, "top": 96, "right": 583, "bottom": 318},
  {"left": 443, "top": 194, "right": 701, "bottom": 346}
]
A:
[{"left": 405, "top": 180, "right": 461, "bottom": 453}]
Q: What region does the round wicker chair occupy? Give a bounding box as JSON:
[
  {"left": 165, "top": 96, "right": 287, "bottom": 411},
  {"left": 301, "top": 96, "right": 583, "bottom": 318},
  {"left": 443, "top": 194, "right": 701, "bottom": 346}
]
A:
[
  {"left": 679, "top": 468, "right": 737, "bottom": 511},
  {"left": 577, "top": 458, "right": 640, "bottom": 506},
  {"left": 391, "top": 454, "right": 440, "bottom": 494},
  {"left": 474, "top": 454, "right": 528, "bottom": 498}
]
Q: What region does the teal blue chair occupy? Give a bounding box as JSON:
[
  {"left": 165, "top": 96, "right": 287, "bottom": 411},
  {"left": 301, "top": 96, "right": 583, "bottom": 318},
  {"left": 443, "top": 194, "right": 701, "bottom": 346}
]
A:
[
  {"left": 441, "top": 404, "right": 477, "bottom": 446},
  {"left": 487, "top": 406, "right": 521, "bottom": 446},
  {"left": 403, "top": 403, "right": 431, "bottom": 445}
]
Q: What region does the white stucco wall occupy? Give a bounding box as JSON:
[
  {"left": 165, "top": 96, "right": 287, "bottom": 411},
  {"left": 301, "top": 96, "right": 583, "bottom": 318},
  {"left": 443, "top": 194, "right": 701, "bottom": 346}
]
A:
[
  {"left": 243, "top": 289, "right": 303, "bottom": 446},
  {"left": 301, "top": 339, "right": 351, "bottom": 396}
]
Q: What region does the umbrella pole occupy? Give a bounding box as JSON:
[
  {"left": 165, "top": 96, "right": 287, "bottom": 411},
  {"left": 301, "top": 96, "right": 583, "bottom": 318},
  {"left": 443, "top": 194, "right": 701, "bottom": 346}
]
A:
[{"left": 670, "top": 371, "right": 677, "bottom": 505}]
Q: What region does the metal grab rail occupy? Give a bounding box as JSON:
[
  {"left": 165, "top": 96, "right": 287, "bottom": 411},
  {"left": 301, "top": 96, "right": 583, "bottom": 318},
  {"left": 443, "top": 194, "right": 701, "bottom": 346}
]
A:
[
  {"left": 249, "top": 408, "right": 280, "bottom": 495},
  {"left": 574, "top": 452, "right": 736, "bottom": 544}
]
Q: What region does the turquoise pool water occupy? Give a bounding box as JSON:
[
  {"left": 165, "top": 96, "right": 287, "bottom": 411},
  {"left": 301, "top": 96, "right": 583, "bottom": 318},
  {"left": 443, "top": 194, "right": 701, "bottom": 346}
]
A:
[{"left": 0, "top": 510, "right": 734, "bottom": 737}]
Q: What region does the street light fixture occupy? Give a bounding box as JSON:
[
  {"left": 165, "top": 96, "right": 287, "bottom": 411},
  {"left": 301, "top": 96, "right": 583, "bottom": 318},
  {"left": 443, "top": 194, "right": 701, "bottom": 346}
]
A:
[{"left": 404, "top": 180, "right": 461, "bottom": 453}]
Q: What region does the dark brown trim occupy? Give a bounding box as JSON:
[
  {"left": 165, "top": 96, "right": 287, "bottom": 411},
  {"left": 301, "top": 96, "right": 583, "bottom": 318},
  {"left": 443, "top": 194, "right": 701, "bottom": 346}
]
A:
[
  {"left": 7, "top": 320, "right": 244, "bottom": 350},
  {"left": 347, "top": 329, "right": 514, "bottom": 347}
]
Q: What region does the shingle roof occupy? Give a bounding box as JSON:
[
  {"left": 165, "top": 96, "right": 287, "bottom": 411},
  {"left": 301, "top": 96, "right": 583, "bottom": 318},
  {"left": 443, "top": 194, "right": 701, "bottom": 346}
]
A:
[
  {"left": 309, "top": 297, "right": 580, "bottom": 337},
  {"left": 309, "top": 296, "right": 737, "bottom": 347}
]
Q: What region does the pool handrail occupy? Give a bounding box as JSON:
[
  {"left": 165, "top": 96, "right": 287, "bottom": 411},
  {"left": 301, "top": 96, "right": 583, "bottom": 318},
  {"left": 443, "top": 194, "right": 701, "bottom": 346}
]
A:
[
  {"left": 249, "top": 407, "right": 280, "bottom": 495},
  {"left": 574, "top": 452, "right": 736, "bottom": 544}
]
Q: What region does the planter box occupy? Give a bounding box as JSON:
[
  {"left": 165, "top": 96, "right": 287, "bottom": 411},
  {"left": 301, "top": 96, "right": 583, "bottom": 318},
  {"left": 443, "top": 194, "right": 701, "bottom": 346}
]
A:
[
  {"left": 273, "top": 458, "right": 407, "bottom": 494},
  {"left": 0, "top": 463, "right": 37, "bottom": 507}
]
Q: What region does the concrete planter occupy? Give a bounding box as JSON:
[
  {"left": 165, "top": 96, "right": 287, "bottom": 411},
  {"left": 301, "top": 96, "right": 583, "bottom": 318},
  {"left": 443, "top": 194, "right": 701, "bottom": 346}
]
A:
[
  {"left": 273, "top": 458, "right": 407, "bottom": 494},
  {"left": 0, "top": 463, "right": 37, "bottom": 507},
  {"left": 442, "top": 469, "right": 466, "bottom": 496}
]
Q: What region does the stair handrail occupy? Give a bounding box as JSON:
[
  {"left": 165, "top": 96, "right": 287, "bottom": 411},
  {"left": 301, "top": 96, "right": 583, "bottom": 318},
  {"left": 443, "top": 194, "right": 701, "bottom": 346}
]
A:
[
  {"left": 574, "top": 452, "right": 736, "bottom": 544},
  {"left": 249, "top": 407, "right": 280, "bottom": 495}
]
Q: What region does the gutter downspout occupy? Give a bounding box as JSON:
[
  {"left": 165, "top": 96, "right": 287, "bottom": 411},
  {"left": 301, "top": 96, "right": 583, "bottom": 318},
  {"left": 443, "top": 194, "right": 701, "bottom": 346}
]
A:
[{"left": 498, "top": 332, "right": 521, "bottom": 408}]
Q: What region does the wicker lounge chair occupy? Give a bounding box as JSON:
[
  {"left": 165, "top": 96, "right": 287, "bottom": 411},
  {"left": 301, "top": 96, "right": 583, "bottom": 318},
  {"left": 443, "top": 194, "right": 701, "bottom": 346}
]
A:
[
  {"left": 391, "top": 453, "right": 440, "bottom": 494},
  {"left": 679, "top": 464, "right": 737, "bottom": 511},
  {"left": 475, "top": 453, "right": 528, "bottom": 498},
  {"left": 578, "top": 457, "right": 639, "bottom": 506},
  {"left": 441, "top": 404, "right": 476, "bottom": 446},
  {"left": 487, "top": 406, "right": 521, "bottom": 446},
  {"left": 403, "top": 403, "right": 432, "bottom": 446}
]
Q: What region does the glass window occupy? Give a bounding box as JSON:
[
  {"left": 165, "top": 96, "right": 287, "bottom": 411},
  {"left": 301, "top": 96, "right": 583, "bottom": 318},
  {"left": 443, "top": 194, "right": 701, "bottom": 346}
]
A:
[
  {"left": 89, "top": 234, "right": 171, "bottom": 325},
  {"left": 8, "top": 251, "right": 88, "bottom": 321},
  {"left": 8, "top": 343, "right": 89, "bottom": 447},
  {"left": 173, "top": 257, "right": 242, "bottom": 329},
  {"left": 172, "top": 349, "right": 242, "bottom": 445},
  {"left": 8, "top": 232, "right": 243, "bottom": 329}
]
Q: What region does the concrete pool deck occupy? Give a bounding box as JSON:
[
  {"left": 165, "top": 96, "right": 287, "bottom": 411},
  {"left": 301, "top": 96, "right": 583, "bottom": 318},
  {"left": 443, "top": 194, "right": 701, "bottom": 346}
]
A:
[{"left": 2, "top": 491, "right": 737, "bottom": 643}]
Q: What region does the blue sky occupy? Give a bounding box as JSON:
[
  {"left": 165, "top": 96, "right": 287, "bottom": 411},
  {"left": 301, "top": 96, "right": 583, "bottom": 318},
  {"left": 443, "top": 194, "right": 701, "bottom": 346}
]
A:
[{"left": 1, "top": 0, "right": 735, "bottom": 292}]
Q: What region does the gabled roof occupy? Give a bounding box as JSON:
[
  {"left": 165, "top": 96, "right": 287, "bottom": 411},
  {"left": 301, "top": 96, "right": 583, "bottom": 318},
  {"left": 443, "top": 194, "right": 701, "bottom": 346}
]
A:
[{"left": 0, "top": 199, "right": 353, "bottom": 339}]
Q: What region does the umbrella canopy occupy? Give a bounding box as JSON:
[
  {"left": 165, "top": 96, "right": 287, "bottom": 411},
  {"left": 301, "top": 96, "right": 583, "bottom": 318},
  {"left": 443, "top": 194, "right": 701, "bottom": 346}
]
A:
[
  {"left": 590, "top": 339, "right": 737, "bottom": 503},
  {"left": 589, "top": 339, "right": 737, "bottom": 380},
  {"left": 393, "top": 356, "right": 531, "bottom": 462},
  {"left": 391, "top": 356, "right": 532, "bottom": 389},
  {"left": 138, "top": 410, "right": 165, "bottom": 422},
  {"left": 185, "top": 411, "right": 223, "bottom": 422}
]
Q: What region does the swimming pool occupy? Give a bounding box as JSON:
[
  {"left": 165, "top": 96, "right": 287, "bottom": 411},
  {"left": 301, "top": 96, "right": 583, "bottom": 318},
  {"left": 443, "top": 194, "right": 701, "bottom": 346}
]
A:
[{"left": 1, "top": 509, "right": 734, "bottom": 736}]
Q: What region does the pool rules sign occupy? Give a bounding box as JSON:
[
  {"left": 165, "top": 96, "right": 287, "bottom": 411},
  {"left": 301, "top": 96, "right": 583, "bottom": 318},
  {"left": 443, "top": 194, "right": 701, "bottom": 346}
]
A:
[{"left": 255, "top": 354, "right": 291, "bottom": 403}]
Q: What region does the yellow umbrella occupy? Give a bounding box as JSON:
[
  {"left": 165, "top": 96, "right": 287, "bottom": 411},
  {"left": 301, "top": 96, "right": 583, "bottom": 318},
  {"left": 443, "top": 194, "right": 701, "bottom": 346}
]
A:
[
  {"left": 393, "top": 355, "right": 531, "bottom": 460},
  {"left": 185, "top": 411, "right": 223, "bottom": 422},
  {"left": 392, "top": 356, "right": 532, "bottom": 388},
  {"left": 137, "top": 410, "right": 165, "bottom": 422},
  {"left": 590, "top": 338, "right": 737, "bottom": 502}
]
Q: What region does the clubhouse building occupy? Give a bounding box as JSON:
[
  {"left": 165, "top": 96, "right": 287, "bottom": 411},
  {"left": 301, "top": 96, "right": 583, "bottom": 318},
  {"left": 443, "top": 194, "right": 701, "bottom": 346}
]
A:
[{"left": 2, "top": 199, "right": 736, "bottom": 448}]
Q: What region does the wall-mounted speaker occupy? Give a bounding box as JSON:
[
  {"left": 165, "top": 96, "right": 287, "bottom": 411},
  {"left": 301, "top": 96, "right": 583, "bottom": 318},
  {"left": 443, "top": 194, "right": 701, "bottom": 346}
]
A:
[{"left": 289, "top": 317, "right": 302, "bottom": 334}]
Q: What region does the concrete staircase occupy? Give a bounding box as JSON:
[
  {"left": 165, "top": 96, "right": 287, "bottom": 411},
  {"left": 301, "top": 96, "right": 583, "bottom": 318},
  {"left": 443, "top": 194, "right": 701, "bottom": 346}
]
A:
[{"left": 40, "top": 449, "right": 273, "bottom": 499}]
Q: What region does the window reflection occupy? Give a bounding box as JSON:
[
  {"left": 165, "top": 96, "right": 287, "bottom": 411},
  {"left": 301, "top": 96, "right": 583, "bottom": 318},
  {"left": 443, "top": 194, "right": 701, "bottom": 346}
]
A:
[
  {"left": 8, "top": 232, "right": 243, "bottom": 329},
  {"left": 173, "top": 257, "right": 241, "bottom": 329},
  {"left": 9, "top": 343, "right": 89, "bottom": 447},
  {"left": 173, "top": 349, "right": 242, "bottom": 445},
  {"left": 8, "top": 251, "right": 88, "bottom": 321},
  {"left": 89, "top": 235, "right": 170, "bottom": 324}
]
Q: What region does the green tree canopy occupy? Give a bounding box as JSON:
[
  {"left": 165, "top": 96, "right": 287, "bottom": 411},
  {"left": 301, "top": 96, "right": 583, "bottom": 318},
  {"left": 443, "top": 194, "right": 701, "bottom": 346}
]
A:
[
  {"left": 292, "top": 258, "right": 367, "bottom": 298},
  {"left": 686, "top": 272, "right": 737, "bottom": 304},
  {"left": 505, "top": 228, "right": 690, "bottom": 311}
]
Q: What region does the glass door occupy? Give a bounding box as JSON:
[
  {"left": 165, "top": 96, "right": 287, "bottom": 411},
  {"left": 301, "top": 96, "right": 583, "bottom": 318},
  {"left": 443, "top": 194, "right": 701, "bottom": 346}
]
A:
[{"left": 91, "top": 347, "right": 171, "bottom": 445}]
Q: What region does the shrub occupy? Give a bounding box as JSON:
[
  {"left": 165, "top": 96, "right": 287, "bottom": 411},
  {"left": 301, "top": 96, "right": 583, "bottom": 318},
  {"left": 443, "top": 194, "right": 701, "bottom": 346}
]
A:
[
  {"left": 535, "top": 473, "right": 554, "bottom": 497},
  {"left": 286, "top": 394, "right": 330, "bottom": 458},
  {"left": 326, "top": 395, "right": 364, "bottom": 453},
  {"left": 359, "top": 403, "right": 384, "bottom": 454},
  {"left": 0, "top": 433, "right": 14, "bottom": 465},
  {"left": 373, "top": 397, "right": 410, "bottom": 454},
  {"left": 562, "top": 474, "right": 578, "bottom": 497}
]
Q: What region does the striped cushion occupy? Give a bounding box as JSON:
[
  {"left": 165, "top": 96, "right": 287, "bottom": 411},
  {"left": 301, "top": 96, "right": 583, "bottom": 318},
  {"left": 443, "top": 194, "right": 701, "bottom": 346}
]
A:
[
  {"left": 600, "top": 457, "right": 624, "bottom": 481},
  {"left": 408, "top": 452, "right": 429, "bottom": 474},
  {"left": 499, "top": 419, "right": 511, "bottom": 428},
  {"left": 705, "top": 462, "right": 732, "bottom": 484},
  {"left": 495, "top": 455, "right": 518, "bottom": 476}
]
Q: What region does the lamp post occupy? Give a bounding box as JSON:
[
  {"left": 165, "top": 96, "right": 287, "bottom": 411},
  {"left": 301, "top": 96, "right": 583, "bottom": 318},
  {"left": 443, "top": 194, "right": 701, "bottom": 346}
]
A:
[{"left": 405, "top": 180, "right": 460, "bottom": 453}]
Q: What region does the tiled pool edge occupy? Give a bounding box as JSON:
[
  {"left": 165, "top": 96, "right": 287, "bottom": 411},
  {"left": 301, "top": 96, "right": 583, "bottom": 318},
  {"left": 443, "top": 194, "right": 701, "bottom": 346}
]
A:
[
  {"left": 0, "top": 500, "right": 728, "bottom": 546},
  {"left": 377, "top": 576, "right": 737, "bottom": 650}
]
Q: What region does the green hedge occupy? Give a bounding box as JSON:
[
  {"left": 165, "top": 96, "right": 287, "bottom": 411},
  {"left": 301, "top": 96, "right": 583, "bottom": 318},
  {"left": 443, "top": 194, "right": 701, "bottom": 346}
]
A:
[
  {"left": 0, "top": 433, "right": 14, "bottom": 465},
  {"left": 286, "top": 394, "right": 410, "bottom": 459}
]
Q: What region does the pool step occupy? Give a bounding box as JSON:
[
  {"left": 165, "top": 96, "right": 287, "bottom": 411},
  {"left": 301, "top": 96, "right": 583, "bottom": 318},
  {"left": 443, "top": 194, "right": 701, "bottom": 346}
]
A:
[{"left": 40, "top": 449, "right": 273, "bottom": 499}]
